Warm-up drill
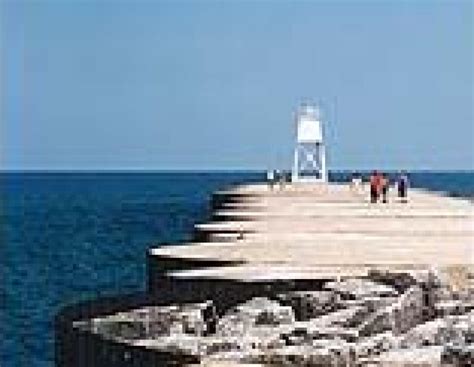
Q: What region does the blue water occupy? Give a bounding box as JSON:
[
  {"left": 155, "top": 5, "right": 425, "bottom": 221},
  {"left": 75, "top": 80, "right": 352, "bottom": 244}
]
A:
[{"left": 1, "top": 171, "right": 473, "bottom": 367}]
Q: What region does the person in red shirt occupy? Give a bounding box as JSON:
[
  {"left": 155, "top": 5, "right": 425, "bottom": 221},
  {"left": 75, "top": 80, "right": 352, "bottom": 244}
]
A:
[{"left": 369, "top": 170, "right": 380, "bottom": 203}]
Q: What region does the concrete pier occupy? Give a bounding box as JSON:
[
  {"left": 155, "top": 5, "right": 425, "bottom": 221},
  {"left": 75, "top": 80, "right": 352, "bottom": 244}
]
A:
[
  {"left": 58, "top": 182, "right": 474, "bottom": 367},
  {"left": 151, "top": 183, "right": 473, "bottom": 283}
]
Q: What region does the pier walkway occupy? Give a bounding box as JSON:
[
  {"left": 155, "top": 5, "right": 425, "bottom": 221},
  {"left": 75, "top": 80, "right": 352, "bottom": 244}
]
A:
[{"left": 151, "top": 183, "right": 473, "bottom": 283}]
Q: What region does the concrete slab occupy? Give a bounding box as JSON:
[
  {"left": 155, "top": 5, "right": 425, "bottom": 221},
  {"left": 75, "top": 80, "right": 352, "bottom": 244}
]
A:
[{"left": 151, "top": 183, "right": 474, "bottom": 282}]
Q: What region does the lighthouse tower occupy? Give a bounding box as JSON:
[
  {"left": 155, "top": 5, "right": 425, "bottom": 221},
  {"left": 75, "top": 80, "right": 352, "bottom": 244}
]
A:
[{"left": 292, "top": 104, "right": 327, "bottom": 183}]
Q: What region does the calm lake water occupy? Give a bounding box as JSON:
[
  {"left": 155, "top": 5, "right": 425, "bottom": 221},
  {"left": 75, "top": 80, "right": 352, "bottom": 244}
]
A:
[{"left": 1, "top": 171, "right": 472, "bottom": 366}]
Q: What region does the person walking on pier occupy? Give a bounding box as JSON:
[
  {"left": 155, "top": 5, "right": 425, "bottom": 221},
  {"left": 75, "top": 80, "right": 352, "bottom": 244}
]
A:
[
  {"left": 397, "top": 171, "right": 409, "bottom": 203},
  {"left": 381, "top": 173, "right": 389, "bottom": 203},
  {"left": 369, "top": 171, "right": 382, "bottom": 203}
]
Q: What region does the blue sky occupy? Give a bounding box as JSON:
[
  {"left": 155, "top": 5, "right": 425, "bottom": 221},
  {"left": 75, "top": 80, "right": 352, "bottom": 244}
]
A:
[{"left": 1, "top": 0, "right": 473, "bottom": 170}]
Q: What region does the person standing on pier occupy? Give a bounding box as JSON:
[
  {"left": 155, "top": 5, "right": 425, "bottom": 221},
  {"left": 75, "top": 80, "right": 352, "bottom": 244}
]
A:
[
  {"left": 278, "top": 170, "right": 286, "bottom": 190},
  {"left": 266, "top": 169, "right": 275, "bottom": 190},
  {"left": 351, "top": 172, "right": 363, "bottom": 193},
  {"left": 397, "top": 171, "right": 409, "bottom": 203},
  {"left": 274, "top": 169, "right": 280, "bottom": 190}
]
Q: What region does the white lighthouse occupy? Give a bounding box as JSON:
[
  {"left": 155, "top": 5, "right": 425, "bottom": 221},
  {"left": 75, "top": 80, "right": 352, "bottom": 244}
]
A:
[{"left": 292, "top": 104, "right": 327, "bottom": 183}]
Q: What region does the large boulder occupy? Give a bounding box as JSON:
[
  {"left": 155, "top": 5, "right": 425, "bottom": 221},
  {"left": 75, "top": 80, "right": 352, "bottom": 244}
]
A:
[
  {"left": 275, "top": 291, "right": 341, "bottom": 321},
  {"left": 216, "top": 297, "right": 295, "bottom": 337}
]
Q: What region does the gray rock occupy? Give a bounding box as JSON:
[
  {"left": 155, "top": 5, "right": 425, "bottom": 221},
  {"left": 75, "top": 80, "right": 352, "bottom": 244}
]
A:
[{"left": 325, "top": 278, "right": 398, "bottom": 299}]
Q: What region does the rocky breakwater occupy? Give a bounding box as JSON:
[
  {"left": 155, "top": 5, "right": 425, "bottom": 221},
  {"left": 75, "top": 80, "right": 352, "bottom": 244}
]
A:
[{"left": 73, "top": 268, "right": 474, "bottom": 366}]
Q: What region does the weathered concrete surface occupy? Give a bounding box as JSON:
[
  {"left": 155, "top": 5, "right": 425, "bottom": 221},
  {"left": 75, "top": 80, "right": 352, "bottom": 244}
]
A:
[{"left": 151, "top": 183, "right": 473, "bottom": 282}]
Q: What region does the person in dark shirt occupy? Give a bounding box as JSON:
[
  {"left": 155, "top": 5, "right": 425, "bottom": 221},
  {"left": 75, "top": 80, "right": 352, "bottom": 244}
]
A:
[
  {"left": 381, "top": 173, "right": 389, "bottom": 203},
  {"left": 397, "top": 171, "right": 409, "bottom": 203}
]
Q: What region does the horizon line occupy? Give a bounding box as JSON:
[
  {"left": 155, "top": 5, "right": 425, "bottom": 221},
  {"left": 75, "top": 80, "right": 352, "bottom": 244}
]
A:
[{"left": 1, "top": 168, "right": 473, "bottom": 173}]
